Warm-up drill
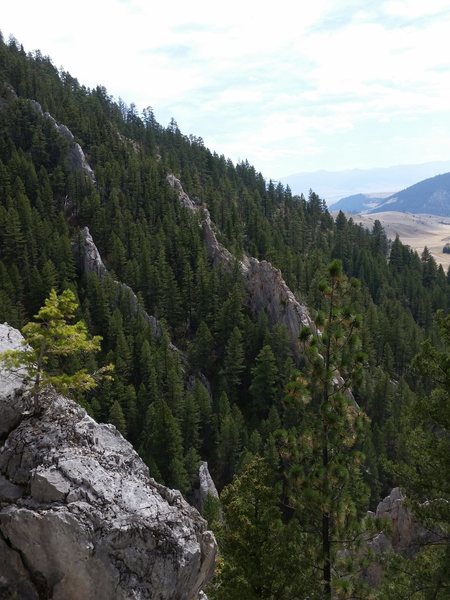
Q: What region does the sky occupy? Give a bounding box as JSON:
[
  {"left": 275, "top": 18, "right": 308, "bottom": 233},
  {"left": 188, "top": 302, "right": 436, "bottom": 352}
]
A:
[{"left": 3, "top": 0, "right": 450, "bottom": 180}]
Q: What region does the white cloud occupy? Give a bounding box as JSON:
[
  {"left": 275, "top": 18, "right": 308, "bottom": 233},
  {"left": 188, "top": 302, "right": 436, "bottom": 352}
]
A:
[
  {"left": 2, "top": 0, "right": 450, "bottom": 176},
  {"left": 383, "top": 0, "right": 450, "bottom": 19}
]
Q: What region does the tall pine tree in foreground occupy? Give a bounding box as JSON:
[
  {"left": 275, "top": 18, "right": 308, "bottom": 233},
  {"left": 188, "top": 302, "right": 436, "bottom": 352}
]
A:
[
  {"left": 212, "top": 262, "right": 374, "bottom": 600},
  {"left": 282, "top": 260, "right": 370, "bottom": 599}
]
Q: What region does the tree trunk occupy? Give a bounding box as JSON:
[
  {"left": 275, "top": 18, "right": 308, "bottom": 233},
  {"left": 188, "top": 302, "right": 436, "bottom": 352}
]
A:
[
  {"left": 322, "top": 510, "right": 331, "bottom": 599},
  {"left": 323, "top": 427, "right": 331, "bottom": 600}
]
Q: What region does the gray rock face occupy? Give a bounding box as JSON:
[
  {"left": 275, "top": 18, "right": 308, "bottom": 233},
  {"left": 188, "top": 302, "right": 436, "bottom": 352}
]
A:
[
  {"left": 26, "top": 99, "right": 95, "bottom": 182},
  {"left": 76, "top": 227, "right": 181, "bottom": 356},
  {"left": 364, "top": 487, "right": 435, "bottom": 586},
  {"left": 0, "top": 324, "right": 216, "bottom": 600},
  {"left": 0, "top": 82, "right": 18, "bottom": 108},
  {"left": 77, "top": 226, "right": 108, "bottom": 279},
  {"left": 167, "top": 174, "right": 199, "bottom": 211},
  {"left": 70, "top": 142, "right": 96, "bottom": 179},
  {"left": 373, "top": 487, "right": 431, "bottom": 556},
  {"left": 243, "top": 257, "right": 312, "bottom": 360},
  {"left": 0, "top": 323, "right": 31, "bottom": 437},
  {"left": 167, "top": 174, "right": 313, "bottom": 360},
  {"left": 198, "top": 463, "right": 219, "bottom": 505},
  {"left": 202, "top": 216, "right": 238, "bottom": 270},
  {"left": 192, "top": 462, "right": 219, "bottom": 515}
]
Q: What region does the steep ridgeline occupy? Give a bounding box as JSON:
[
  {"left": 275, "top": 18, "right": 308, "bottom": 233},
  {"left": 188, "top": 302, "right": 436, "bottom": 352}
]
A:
[
  {"left": 1, "top": 83, "right": 95, "bottom": 183},
  {"left": 24, "top": 95, "right": 196, "bottom": 368},
  {"left": 167, "top": 174, "right": 313, "bottom": 363},
  {"left": 76, "top": 225, "right": 219, "bottom": 398},
  {"left": 0, "top": 324, "right": 216, "bottom": 600},
  {"left": 20, "top": 95, "right": 203, "bottom": 375},
  {"left": 166, "top": 175, "right": 363, "bottom": 416},
  {"left": 29, "top": 98, "right": 95, "bottom": 183},
  {"left": 0, "top": 74, "right": 220, "bottom": 498},
  {"left": 8, "top": 92, "right": 164, "bottom": 345},
  {"left": 76, "top": 226, "right": 181, "bottom": 357},
  {"left": 4, "top": 89, "right": 198, "bottom": 367}
]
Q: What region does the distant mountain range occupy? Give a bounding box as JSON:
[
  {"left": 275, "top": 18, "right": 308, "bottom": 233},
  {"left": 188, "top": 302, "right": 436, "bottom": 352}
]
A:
[
  {"left": 279, "top": 161, "right": 450, "bottom": 205},
  {"left": 330, "top": 193, "right": 390, "bottom": 213},
  {"left": 332, "top": 172, "right": 450, "bottom": 217}
]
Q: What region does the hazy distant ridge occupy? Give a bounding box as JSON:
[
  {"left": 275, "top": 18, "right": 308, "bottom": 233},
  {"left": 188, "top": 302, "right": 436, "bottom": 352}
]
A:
[
  {"left": 280, "top": 161, "right": 450, "bottom": 205},
  {"left": 331, "top": 193, "right": 388, "bottom": 213},
  {"left": 370, "top": 172, "right": 450, "bottom": 217}
]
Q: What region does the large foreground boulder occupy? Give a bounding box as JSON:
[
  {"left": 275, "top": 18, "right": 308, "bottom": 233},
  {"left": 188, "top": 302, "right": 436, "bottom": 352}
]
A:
[{"left": 0, "top": 323, "right": 216, "bottom": 600}]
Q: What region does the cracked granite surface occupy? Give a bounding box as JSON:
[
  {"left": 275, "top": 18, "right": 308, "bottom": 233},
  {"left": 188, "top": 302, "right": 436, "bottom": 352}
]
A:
[{"left": 0, "top": 323, "right": 216, "bottom": 600}]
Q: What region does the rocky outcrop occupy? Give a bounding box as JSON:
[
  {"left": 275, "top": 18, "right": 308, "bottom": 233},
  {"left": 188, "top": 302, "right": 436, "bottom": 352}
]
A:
[
  {"left": 167, "top": 175, "right": 313, "bottom": 360},
  {"left": 167, "top": 174, "right": 199, "bottom": 212},
  {"left": 0, "top": 86, "right": 95, "bottom": 182},
  {"left": 370, "top": 488, "right": 433, "bottom": 556},
  {"left": 76, "top": 226, "right": 169, "bottom": 347},
  {"left": 0, "top": 324, "right": 31, "bottom": 437},
  {"left": 77, "top": 226, "right": 108, "bottom": 279},
  {"left": 201, "top": 216, "right": 239, "bottom": 271},
  {"left": 0, "top": 324, "right": 216, "bottom": 600},
  {"left": 191, "top": 462, "right": 220, "bottom": 515},
  {"left": 364, "top": 487, "right": 436, "bottom": 586},
  {"left": 243, "top": 257, "right": 312, "bottom": 360},
  {"left": 29, "top": 99, "right": 95, "bottom": 182},
  {"left": 0, "top": 82, "right": 18, "bottom": 107}
]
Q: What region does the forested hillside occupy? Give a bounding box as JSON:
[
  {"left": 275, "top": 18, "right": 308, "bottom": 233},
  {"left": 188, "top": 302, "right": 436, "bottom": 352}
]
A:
[{"left": 0, "top": 34, "right": 448, "bottom": 599}]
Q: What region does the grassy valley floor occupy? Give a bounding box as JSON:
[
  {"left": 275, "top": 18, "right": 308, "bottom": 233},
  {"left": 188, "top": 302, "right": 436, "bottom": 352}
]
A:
[{"left": 354, "top": 211, "right": 450, "bottom": 270}]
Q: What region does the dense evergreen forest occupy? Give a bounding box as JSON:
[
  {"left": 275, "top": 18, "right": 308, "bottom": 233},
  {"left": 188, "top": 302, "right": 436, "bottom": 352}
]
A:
[{"left": 0, "top": 33, "right": 448, "bottom": 598}]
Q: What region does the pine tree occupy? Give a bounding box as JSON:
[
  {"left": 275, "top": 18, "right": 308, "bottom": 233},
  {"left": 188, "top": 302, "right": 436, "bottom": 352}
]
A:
[
  {"left": 382, "top": 310, "right": 450, "bottom": 598},
  {"left": 141, "top": 399, "right": 188, "bottom": 492},
  {"left": 108, "top": 399, "right": 127, "bottom": 436},
  {"left": 283, "top": 260, "right": 369, "bottom": 599},
  {"left": 249, "top": 344, "right": 279, "bottom": 420},
  {"left": 221, "top": 326, "right": 245, "bottom": 400},
  {"left": 215, "top": 392, "right": 246, "bottom": 487},
  {"left": 189, "top": 320, "right": 215, "bottom": 373},
  {"left": 181, "top": 390, "right": 200, "bottom": 452},
  {"left": 0, "top": 288, "right": 111, "bottom": 396},
  {"left": 212, "top": 455, "right": 308, "bottom": 600}
]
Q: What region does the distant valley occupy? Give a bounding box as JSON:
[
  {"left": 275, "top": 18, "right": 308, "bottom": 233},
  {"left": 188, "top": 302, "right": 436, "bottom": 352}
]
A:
[
  {"left": 327, "top": 170, "right": 450, "bottom": 269},
  {"left": 351, "top": 212, "right": 450, "bottom": 270}
]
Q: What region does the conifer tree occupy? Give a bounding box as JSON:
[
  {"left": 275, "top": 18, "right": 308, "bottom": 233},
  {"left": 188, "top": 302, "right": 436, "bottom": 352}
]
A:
[
  {"left": 221, "top": 326, "right": 245, "bottom": 400},
  {"left": 189, "top": 320, "right": 215, "bottom": 373},
  {"left": 249, "top": 344, "right": 278, "bottom": 420},
  {"left": 212, "top": 455, "right": 308, "bottom": 600},
  {"left": 216, "top": 391, "right": 245, "bottom": 486},
  {"left": 108, "top": 399, "right": 127, "bottom": 436},
  {"left": 382, "top": 310, "right": 450, "bottom": 598},
  {"left": 283, "top": 260, "right": 369, "bottom": 599},
  {"left": 0, "top": 288, "right": 110, "bottom": 396},
  {"left": 181, "top": 390, "right": 200, "bottom": 452},
  {"left": 141, "top": 399, "right": 188, "bottom": 492}
]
